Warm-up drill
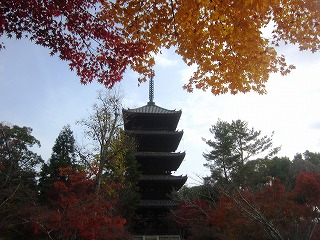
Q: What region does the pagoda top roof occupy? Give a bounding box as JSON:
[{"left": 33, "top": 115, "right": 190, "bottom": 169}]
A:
[{"left": 123, "top": 102, "right": 181, "bottom": 114}]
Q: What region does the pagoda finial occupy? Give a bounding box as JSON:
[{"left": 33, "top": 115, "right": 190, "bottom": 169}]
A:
[{"left": 148, "top": 71, "right": 155, "bottom": 105}]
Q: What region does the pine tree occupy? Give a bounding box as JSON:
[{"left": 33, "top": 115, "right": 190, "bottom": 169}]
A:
[{"left": 203, "top": 119, "right": 280, "bottom": 186}]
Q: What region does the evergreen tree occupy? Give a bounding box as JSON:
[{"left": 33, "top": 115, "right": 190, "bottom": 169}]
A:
[
  {"left": 203, "top": 120, "right": 238, "bottom": 184},
  {"left": 49, "top": 125, "right": 76, "bottom": 171},
  {"left": 203, "top": 119, "right": 280, "bottom": 186},
  {"left": 235, "top": 156, "right": 291, "bottom": 190},
  {"left": 39, "top": 125, "right": 77, "bottom": 199}
]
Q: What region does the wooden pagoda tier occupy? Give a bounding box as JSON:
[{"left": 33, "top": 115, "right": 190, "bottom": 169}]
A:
[
  {"left": 125, "top": 130, "right": 183, "bottom": 152},
  {"left": 135, "top": 152, "right": 186, "bottom": 174},
  {"left": 123, "top": 102, "right": 187, "bottom": 236},
  {"left": 139, "top": 175, "right": 187, "bottom": 199}
]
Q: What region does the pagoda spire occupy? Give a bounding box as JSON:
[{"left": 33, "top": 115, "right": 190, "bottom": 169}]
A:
[{"left": 148, "top": 72, "right": 155, "bottom": 105}]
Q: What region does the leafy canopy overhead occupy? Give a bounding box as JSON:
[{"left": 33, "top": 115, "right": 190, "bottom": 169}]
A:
[{"left": 1, "top": 0, "right": 319, "bottom": 94}]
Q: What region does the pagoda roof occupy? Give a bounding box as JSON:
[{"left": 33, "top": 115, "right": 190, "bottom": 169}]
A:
[
  {"left": 123, "top": 103, "right": 182, "bottom": 131},
  {"left": 123, "top": 103, "right": 181, "bottom": 115},
  {"left": 136, "top": 152, "right": 185, "bottom": 174},
  {"left": 141, "top": 175, "right": 187, "bottom": 181},
  {"left": 126, "top": 130, "right": 183, "bottom": 135},
  {"left": 139, "top": 175, "right": 187, "bottom": 198},
  {"left": 138, "top": 199, "right": 179, "bottom": 208},
  {"left": 136, "top": 151, "right": 185, "bottom": 158}
]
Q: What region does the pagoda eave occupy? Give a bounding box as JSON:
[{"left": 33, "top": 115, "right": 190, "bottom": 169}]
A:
[
  {"left": 140, "top": 175, "right": 187, "bottom": 181},
  {"left": 123, "top": 105, "right": 182, "bottom": 131},
  {"left": 126, "top": 130, "right": 183, "bottom": 135},
  {"left": 123, "top": 104, "right": 181, "bottom": 114},
  {"left": 136, "top": 152, "right": 185, "bottom": 173},
  {"left": 138, "top": 200, "right": 179, "bottom": 208},
  {"left": 139, "top": 175, "right": 187, "bottom": 190},
  {"left": 136, "top": 151, "right": 186, "bottom": 158}
]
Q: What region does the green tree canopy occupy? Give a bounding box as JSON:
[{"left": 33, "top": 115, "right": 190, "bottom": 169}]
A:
[
  {"left": 0, "top": 123, "right": 43, "bottom": 239},
  {"left": 235, "top": 156, "right": 291, "bottom": 190},
  {"left": 203, "top": 119, "right": 280, "bottom": 185},
  {"left": 39, "top": 125, "right": 77, "bottom": 200}
]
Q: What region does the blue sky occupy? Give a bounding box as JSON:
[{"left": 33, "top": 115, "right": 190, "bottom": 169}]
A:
[{"left": 1, "top": 37, "right": 320, "bottom": 185}]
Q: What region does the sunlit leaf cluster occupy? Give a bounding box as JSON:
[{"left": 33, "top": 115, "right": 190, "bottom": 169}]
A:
[{"left": 1, "top": 0, "right": 319, "bottom": 94}]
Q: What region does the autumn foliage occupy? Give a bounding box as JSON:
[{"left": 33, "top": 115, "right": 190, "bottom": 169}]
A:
[
  {"left": 1, "top": 0, "right": 319, "bottom": 94},
  {"left": 0, "top": 92, "right": 138, "bottom": 239},
  {"left": 174, "top": 172, "right": 320, "bottom": 240},
  {"left": 291, "top": 171, "right": 320, "bottom": 206},
  {"left": 0, "top": 0, "right": 147, "bottom": 88},
  {"left": 33, "top": 167, "right": 129, "bottom": 240},
  {"left": 174, "top": 199, "right": 211, "bottom": 227}
]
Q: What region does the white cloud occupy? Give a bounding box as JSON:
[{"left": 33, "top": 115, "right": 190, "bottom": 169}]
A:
[{"left": 154, "top": 48, "right": 179, "bottom": 67}]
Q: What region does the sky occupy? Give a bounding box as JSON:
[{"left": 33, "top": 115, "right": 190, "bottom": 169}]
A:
[{"left": 1, "top": 37, "right": 320, "bottom": 186}]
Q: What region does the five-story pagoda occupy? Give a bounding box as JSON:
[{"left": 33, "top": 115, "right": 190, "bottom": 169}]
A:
[{"left": 123, "top": 78, "right": 187, "bottom": 238}]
